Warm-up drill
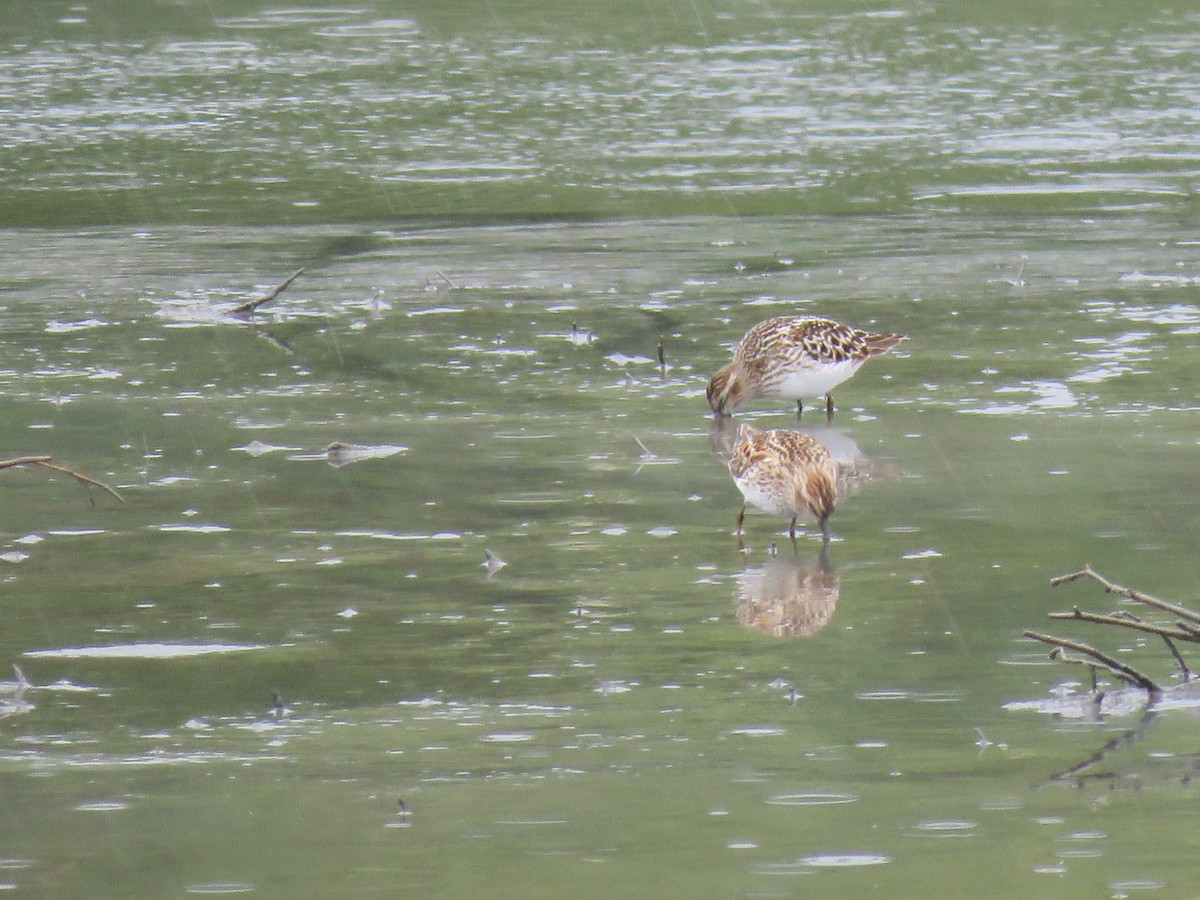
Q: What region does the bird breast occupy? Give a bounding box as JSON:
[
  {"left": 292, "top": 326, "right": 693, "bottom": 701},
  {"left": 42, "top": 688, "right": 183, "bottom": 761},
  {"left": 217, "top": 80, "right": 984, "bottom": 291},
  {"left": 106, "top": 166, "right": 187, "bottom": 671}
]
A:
[{"left": 760, "top": 356, "right": 865, "bottom": 400}]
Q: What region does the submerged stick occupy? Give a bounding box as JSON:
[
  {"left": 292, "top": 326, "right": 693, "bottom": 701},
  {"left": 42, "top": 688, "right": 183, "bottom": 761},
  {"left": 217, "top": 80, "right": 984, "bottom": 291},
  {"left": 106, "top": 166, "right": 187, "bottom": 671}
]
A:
[
  {"left": 232, "top": 267, "right": 306, "bottom": 315},
  {"left": 1024, "top": 630, "right": 1160, "bottom": 694},
  {"left": 0, "top": 456, "right": 124, "bottom": 502},
  {"left": 1051, "top": 565, "right": 1200, "bottom": 626}
]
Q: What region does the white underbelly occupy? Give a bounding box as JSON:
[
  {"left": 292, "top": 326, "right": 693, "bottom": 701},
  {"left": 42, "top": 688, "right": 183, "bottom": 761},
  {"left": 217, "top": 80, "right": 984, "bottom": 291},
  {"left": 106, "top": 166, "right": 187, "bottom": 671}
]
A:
[
  {"left": 764, "top": 358, "right": 864, "bottom": 400},
  {"left": 736, "top": 476, "right": 796, "bottom": 519}
]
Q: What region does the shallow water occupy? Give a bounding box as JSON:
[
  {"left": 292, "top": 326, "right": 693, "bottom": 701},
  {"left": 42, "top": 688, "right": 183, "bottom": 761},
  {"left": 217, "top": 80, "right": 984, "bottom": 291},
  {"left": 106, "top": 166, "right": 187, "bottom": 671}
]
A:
[
  {"left": 4, "top": 214, "right": 1200, "bottom": 897},
  {"left": 4, "top": 1, "right": 1200, "bottom": 225},
  {"left": 4, "top": 1, "right": 1200, "bottom": 897}
]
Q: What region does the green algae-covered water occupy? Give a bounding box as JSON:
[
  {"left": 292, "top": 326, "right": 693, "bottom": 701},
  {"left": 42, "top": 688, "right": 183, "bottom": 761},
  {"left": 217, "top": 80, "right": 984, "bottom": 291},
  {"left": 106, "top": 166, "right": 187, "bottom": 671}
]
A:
[{"left": 3, "top": 3, "right": 1200, "bottom": 897}]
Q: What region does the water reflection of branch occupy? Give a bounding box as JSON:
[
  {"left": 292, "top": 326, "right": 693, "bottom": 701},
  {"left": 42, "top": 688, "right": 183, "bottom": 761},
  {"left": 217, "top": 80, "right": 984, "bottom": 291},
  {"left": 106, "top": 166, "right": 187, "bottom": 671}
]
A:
[
  {"left": 251, "top": 325, "right": 295, "bottom": 354},
  {"left": 1036, "top": 708, "right": 1158, "bottom": 788},
  {"left": 0, "top": 456, "right": 123, "bottom": 502}
]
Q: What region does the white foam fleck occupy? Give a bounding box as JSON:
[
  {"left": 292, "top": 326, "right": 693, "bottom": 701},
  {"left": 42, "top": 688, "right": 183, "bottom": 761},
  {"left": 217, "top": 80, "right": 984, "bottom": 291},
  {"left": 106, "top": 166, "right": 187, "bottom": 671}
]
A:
[
  {"left": 902, "top": 548, "right": 943, "bottom": 560},
  {"left": 26, "top": 642, "right": 269, "bottom": 659}
]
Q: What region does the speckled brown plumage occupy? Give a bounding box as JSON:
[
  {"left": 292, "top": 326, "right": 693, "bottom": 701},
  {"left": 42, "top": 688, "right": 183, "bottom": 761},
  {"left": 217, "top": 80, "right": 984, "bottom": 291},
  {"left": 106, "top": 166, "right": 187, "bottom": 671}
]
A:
[
  {"left": 707, "top": 316, "right": 904, "bottom": 417},
  {"left": 727, "top": 426, "right": 838, "bottom": 540}
]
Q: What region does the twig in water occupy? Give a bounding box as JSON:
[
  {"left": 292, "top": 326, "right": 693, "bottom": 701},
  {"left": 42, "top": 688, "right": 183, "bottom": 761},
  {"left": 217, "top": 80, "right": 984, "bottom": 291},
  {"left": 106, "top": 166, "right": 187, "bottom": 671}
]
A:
[
  {"left": 632, "top": 435, "right": 654, "bottom": 457},
  {"left": 232, "top": 267, "right": 306, "bottom": 315},
  {"left": 0, "top": 456, "right": 124, "bottom": 502},
  {"left": 1024, "top": 630, "right": 1160, "bottom": 694}
]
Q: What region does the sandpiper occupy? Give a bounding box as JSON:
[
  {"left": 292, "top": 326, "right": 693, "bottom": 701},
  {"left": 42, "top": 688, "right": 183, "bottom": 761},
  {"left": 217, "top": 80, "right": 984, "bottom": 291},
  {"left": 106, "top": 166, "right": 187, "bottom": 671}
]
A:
[
  {"left": 707, "top": 316, "right": 904, "bottom": 418},
  {"left": 727, "top": 426, "right": 837, "bottom": 541}
]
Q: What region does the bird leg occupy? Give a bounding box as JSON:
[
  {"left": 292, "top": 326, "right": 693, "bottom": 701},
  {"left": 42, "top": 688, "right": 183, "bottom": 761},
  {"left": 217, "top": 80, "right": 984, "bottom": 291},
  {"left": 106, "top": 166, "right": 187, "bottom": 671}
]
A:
[
  {"left": 735, "top": 502, "right": 746, "bottom": 535},
  {"left": 788, "top": 516, "right": 797, "bottom": 540},
  {"left": 795, "top": 398, "right": 803, "bottom": 419},
  {"left": 818, "top": 514, "right": 831, "bottom": 543},
  {"left": 824, "top": 393, "right": 834, "bottom": 421},
  {"left": 817, "top": 538, "right": 832, "bottom": 572}
]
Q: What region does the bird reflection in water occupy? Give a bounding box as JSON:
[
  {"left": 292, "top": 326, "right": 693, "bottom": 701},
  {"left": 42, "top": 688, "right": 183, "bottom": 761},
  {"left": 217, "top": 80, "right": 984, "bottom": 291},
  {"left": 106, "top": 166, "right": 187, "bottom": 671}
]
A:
[
  {"left": 734, "top": 542, "right": 840, "bottom": 637},
  {"left": 710, "top": 418, "right": 900, "bottom": 637}
]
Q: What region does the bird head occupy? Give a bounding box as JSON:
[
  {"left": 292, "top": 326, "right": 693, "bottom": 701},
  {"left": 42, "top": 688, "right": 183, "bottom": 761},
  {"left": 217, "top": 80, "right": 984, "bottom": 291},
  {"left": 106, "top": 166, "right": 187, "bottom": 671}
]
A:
[{"left": 706, "top": 364, "right": 744, "bottom": 416}]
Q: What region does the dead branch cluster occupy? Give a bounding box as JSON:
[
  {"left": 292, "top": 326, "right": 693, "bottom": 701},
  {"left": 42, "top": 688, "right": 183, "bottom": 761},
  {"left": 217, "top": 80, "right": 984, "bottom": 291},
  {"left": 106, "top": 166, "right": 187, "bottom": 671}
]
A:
[{"left": 1027, "top": 565, "right": 1200, "bottom": 695}]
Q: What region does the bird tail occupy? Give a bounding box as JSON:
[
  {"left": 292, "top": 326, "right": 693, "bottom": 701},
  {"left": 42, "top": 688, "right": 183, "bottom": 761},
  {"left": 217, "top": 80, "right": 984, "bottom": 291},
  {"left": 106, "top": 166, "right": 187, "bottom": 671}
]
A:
[{"left": 864, "top": 332, "right": 905, "bottom": 356}]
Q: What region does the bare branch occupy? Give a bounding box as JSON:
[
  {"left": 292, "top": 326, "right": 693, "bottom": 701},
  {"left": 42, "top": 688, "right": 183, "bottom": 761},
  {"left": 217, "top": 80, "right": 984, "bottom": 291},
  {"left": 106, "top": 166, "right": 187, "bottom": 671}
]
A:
[
  {"left": 1024, "top": 630, "right": 1160, "bottom": 694},
  {"left": 1179, "top": 621, "right": 1200, "bottom": 640},
  {"left": 0, "top": 455, "right": 53, "bottom": 471},
  {"left": 0, "top": 456, "right": 124, "bottom": 502},
  {"left": 232, "top": 268, "right": 306, "bottom": 315},
  {"left": 1047, "top": 607, "right": 1200, "bottom": 643},
  {"left": 1046, "top": 647, "right": 1108, "bottom": 689},
  {"left": 1051, "top": 565, "right": 1200, "bottom": 626}
]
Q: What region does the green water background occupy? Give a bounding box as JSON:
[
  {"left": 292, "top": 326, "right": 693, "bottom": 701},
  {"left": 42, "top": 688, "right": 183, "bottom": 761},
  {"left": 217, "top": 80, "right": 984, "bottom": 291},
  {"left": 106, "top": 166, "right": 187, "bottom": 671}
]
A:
[{"left": 3, "top": 1, "right": 1200, "bottom": 897}]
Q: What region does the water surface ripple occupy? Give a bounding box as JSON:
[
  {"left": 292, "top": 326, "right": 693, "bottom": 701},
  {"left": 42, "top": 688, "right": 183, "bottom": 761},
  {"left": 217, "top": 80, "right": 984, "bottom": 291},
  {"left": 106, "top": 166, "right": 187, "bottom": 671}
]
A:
[{"left": 2, "top": 3, "right": 1198, "bottom": 224}]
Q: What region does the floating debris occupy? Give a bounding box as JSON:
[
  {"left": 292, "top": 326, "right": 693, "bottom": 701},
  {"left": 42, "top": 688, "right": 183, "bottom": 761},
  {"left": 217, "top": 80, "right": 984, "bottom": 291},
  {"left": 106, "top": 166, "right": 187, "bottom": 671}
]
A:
[
  {"left": 631, "top": 435, "right": 679, "bottom": 474},
  {"left": 973, "top": 728, "right": 1007, "bottom": 752},
  {"left": 605, "top": 352, "right": 654, "bottom": 366},
  {"left": 424, "top": 269, "right": 456, "bottom": 292},
  {"left": 0, "top": 665, "right": 33, "bottom": 719},
  {"left": 25, "top": 642, "right": 268, "bottom": 659},
  {"left": 482, "top": 549, "right": 507, "bottom": 577},
  {"left": 0, "top": 665, "right": 30, "bottom": 695},
  {"left": 386, "top": 797, "right": 414, "bottom": 829},
  {"left": 567, "top": 322, "right": 595, "bottom": 346},
  {"left": 234, "top": 440, "right": 298, "bottom": 457},
  {"left": 324, "top": 442, "right": 407, "bottom": 469}
]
